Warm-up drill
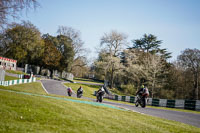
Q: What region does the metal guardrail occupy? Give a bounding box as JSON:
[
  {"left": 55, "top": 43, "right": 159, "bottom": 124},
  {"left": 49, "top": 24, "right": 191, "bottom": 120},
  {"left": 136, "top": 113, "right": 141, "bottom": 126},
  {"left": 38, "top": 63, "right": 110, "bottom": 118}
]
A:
[{"left": 102, "top": 93, "right": 200, "bottom": 111}]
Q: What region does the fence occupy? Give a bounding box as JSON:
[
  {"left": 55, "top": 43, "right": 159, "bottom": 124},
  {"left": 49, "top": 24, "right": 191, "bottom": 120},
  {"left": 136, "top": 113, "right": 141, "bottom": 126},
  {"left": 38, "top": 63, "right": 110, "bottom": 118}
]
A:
[
  {"left": 101, "top": 93, "right": 200, "bottom": 111},
  {"left": 1, "top": 74, "right": 36, "bottom": 86},
  {"left": 0, "top": 77, "right": 36, "bottom": 86}
]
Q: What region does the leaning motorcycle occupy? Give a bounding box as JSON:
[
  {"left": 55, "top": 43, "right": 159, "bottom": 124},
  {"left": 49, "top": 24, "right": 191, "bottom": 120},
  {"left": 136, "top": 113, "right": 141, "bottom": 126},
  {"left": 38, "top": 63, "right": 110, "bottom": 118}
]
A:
[
  {"left": 77, "top": 90, "right": 83, "bottom": 98},
  {"left": 96, "top": 91, "right": 105, "bottom": 103},
  {"left": 135, "top": 93, "right": 148, "bottom": 108},
  {"left": 68, "top": 89, "right": 72, "bottom": 96}
]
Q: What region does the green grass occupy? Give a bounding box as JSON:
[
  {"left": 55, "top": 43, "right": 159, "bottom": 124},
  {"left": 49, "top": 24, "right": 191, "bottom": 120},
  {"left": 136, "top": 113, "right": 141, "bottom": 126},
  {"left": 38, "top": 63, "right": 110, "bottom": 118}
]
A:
[
  {"left": 5, "top": 75, "right": 19, "bottom": 81},
  {"left": 147, "top": 105, "right": 200, "bottom": 114},
  {"left": 109, "top": 87, "right": 128, "bottom": 95},
  {"left": 6, "top": 70, "right": 26, "bottom": 74},
  {"left": 73, "top": 77, "right": 103, "bottom": 85},
  {"left": 0, "top": 82, "right": 46, "bottom": 95},
  {"left": 65, "top": 82, "right": 200, "bottom": 114},
  {"left": 64, "top": 83, "right": 99, "bottom": 99},
  {"left": 0, "top": 86, "right": 200, "bottom": 132}
]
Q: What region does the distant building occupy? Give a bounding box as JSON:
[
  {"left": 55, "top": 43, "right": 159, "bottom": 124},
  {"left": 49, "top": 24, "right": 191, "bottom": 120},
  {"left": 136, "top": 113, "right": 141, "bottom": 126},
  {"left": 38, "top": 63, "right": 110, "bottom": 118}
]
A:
[{"left": 0, "top": 57, "right": 17, "bottom": 70}]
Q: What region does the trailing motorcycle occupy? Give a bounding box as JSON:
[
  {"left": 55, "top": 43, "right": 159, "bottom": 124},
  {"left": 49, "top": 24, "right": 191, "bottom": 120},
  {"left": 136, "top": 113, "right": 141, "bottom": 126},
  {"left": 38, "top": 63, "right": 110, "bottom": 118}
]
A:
[
  {"left": 135, "top": 93, "right": 148, "bottom": 108},
  {"left": 67, "top": 88, "right": 72, "bottom": 96}
]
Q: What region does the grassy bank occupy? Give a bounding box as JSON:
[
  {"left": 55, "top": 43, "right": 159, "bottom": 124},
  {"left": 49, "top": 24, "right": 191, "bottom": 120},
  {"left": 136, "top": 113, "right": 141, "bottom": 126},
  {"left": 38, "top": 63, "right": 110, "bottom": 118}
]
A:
[
  {"left": 73, "top": 77, "right": 104, "bottom": 85},
  {"left": 5, "top": 75, "right": 19, "bottom": 81},
  {"left": 64, "top": 83, "right": 99, "bottom": 99},
  {"left": 0, "top": 82, "right": 46, "bottom": 95},
  {"left": 0, "top": 87, "right": 200, "bottom": 132},
  {"left": 6, "top": 70, "right": 26, "bottom": 74},
  {"left": 64, "top": 82, "right": 200, "bottom": 114}
]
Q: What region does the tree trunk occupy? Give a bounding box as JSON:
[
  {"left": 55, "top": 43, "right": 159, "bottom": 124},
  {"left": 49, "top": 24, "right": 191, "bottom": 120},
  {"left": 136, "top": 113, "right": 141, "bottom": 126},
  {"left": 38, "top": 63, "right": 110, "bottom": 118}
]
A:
[
  {"left": 152, "top": 73, "right": 156, "bottom": 98},
  {"left": 110, "top": 66, "right": 114, "bottom": 89},
  {"left": 39, "top": 66, "right": 42, "bottom": 75},
  {"left": 50, "top": 69, "right": 53, "bottom": 78},
  {"left": 195, "top": 71, "right": 199, "bottom": 100}
]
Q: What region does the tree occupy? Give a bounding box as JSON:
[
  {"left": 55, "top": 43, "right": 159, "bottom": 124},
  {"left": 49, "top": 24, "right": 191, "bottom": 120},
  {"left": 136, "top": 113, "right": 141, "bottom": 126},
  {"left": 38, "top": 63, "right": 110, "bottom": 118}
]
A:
[
  {"left": 97, "top": 30, "right": 127, "bottom": 88},
  {"left": 57, "top": 26, "right": 87, "bottom": 75},
  {"left": 131, "top": 34, "right": 171, "bottom": 59},
  {"left": 94, "top": 50, "right": 124, "bottom": 88},
  {"left": 71, "top": 56, "right": 89, "bottom": 77},
  {"left": 57, "top": 26, "right": 85, "bottom": 58},
  {"left": 100, "top": 30, "right": 127, "bottom": 57},
  {"left": 132, "top": 34, "right": 161, "bottom": 53},
  {"left": 145, "top": 54, "right": 165, "bottom": 98},
  {"left": 42, "top": 37, "right": 61, "bottom": 78},
  {"left": 56, "top": 35, "right": 74, "bottom": 72},
  {"left": 120, "top": 49, "right": 147, "bottom": 87},
  {"left": 0, "top": 0, "right": 39, "bottom": 28},
  {"left": 0, "top": 21, "right": 43, "bottom": 66},
  {"left": 178, "top": 48, "right": 200, "bottom": 100},
  {"left": 130, "top": 34, "right": 171, "bottom": 98}
]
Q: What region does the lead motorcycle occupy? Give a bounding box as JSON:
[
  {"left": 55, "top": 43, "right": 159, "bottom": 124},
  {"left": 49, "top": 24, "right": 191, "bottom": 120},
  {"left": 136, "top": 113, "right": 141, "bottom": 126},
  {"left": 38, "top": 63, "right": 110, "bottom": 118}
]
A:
[{"left": 135, "top": 93, "right": 148, "bottom": 108}]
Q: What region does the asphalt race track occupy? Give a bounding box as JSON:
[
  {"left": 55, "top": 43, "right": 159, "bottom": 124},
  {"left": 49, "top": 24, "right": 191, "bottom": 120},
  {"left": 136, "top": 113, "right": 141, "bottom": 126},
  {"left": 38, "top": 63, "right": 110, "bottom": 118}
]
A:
[{"left": 41, "top": 79, "right": 200, "bottom": 128}]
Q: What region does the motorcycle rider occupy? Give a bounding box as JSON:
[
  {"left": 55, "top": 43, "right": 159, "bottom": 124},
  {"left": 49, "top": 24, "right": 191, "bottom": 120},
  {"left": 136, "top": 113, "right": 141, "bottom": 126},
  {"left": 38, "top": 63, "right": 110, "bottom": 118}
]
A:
[
  {"left": 67, "top": 87, "right": 73, "bottom": 96},
  {"left": 77, "top": 86, "right": 83, "bottom": 98},
  {"left": 135, "top": 85, "right": 149, "bottom": 107},
  {"left": 96, "top": 86, "right": 105, "bottom": 102},
  {"left": 136, "top": 85, "right": 149, "bottom": 98}
]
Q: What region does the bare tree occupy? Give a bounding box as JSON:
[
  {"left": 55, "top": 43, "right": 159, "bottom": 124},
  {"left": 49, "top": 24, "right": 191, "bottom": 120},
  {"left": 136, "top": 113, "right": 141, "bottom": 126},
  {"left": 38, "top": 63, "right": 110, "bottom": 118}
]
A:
[
  {"left": 57, "top": 26, "right": 85, "bottom": 58},
  {"left": 146, "top": 54, "right": 164, "bottom": 98},
  {"left": 101, "top": 30, "right": 127, "bottom": 57},
  {"left": 122, "top": 49, "right": 147, "bottom": 87},
  {"left": 57, "top": 26, "right": 88, "bottom": 75},
  {"left": 99, "top": 30, "right": 127, "bottom": 88},
  {"left": 178, "top": 48, "right": 200, "bottom": 100},
  {"left": 0, "top": 0, "right": 39, "bottom": 28}
]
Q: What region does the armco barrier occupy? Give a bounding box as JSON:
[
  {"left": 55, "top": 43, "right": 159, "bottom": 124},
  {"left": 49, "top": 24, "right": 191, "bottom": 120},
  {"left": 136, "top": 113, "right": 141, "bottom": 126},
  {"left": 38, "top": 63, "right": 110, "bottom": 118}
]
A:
[
  {"left": 159, "top": 99, "right": 167, "bottom": 107},
  {"left": 121, "top": 96, "right": 126, "bottom": 101},
  {"left": 184, "top": 100, "right": 196, "bottom": 110},
  {"left": 152, "top": 99, "right": 160, "bottom": 106},
  {"left": 95, "top": 91, "right": 200, "bottom": 111},
  {"left": 118, "top": 96, "right": 122, "bottom": 101},
  {"left": 115, "top": 95, "right": 118, "bottom": 100},
  {"left": 125, "top": 96, "right": 130, "bottom": 102},
  {"left": 147, "top": 98, "right": 152, "bottom": 105},
  {"left": 196, "top": 100, "right": 200, "bottom": 110},
  {"left": 0, "top": 77, "right": 36, "bottom": 86},
  {"left": 130, "top": 96, "right": 135, "bottom": 103},
  {"left": 175, "top": 100, "right": 185, "bottom": 109},
  {"left": 167, "top": 100, "right": 175, "bottom": 108}
]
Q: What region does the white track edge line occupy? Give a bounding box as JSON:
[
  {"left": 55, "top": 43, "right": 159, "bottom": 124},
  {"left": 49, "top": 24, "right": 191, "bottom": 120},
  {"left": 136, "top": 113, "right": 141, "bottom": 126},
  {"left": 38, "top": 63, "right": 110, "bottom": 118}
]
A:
[{"left": 40, "top": 81, "right": 49, "bottom": 94}]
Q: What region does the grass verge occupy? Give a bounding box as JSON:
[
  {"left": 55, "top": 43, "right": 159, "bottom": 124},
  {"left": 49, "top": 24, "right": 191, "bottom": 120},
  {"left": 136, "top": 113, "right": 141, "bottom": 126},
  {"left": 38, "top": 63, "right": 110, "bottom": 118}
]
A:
[
  {"left": 0, "top": 82, "right": 46, "bottom": 95},
  {"left": 5, "top": 75, "right": 19, "bottom": 81},
  {"left": 6, "top": 70, "right": 26, "bottom": 74},
  {"left": 73, "top": 77, "right": 104, "bottom": 85},
  {"left": 65, "top": 82, "right": 200, "bottom": 114},
  {"left": 64, "top": 83, "right": 99, "bottom": 99},
  {"left": 0, "top": 87, "right": 200, "bottom": 132}
]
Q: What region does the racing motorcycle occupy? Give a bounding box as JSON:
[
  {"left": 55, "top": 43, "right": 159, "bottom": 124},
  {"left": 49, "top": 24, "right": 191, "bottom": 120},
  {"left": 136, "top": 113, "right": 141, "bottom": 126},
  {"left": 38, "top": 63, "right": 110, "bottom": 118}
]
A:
[
  {"left": 135, "top": 93, "right": 148, "bottom": 108},
  {"left": 96, "top": 91, "right": 105, "bottom": 103},
  {"left": 77, "top": 89, "right": 83, "bottom": 98},
  {"left": 67, "top": 88, "right": 72, "bottom": 96}
]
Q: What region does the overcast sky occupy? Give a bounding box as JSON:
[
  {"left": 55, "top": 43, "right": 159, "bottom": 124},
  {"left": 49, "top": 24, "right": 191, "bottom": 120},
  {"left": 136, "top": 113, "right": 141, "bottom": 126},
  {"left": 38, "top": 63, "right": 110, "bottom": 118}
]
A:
[{"left": 19, "top": 0, "right": 200, "bottom": 61}]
